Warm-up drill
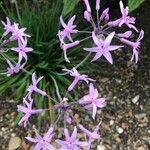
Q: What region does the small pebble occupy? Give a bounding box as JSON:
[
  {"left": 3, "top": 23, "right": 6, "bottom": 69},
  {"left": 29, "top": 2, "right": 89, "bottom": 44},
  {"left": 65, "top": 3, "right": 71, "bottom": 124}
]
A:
[
  {"left": 116, "top": 126, "right": 124, "bottom": 134},
  {"left": 97, "top": 144, "right": 105, "bottom": 150}
]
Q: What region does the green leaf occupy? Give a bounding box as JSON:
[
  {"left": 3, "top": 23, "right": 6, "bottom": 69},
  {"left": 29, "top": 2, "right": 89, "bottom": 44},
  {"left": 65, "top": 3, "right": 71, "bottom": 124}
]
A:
[
  {"left": 128, "top": 0, "right": 144, "bottom": 12},
  {"left": 13, "top": 112, "right": 23, "bottom": 127},
  {"left": 63, "top": 0, "right": 79, "bottom": 16}
]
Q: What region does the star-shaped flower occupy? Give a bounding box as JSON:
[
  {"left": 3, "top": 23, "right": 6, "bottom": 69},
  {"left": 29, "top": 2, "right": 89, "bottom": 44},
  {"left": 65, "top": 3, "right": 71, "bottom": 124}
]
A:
[
  {"left": 79, "top": 83, "right": 106, "bottom": 119},
  {"left": 108, "top": 1, "right": 138, "bottom": 32},
  {"left": 17, "top": 99, "right": 43, "bottom": 127},
  {"left": 1, "top": 59, "right": 24, "bottom": 77},
  {"left": 56, "top": 127, "right": 88, "bottom": 150},
  {"left": 27, "top": 72, "right": 47, "bottom": 98},
  {"left": 10, "top": 23, "right": 30, "bottom": 42},
  {"left": 59, "top": 15, "right": 78, "bottom": 42},
  {"left": 11, "top": 38, "right": 33, "bottom": 62},
  {"left": 84, "top": 31, "right": 123, "bottom": 64},
  {"left": 63, "top": 68, "right": 95, "bottom": 91},
  {"left": 26, "top": 127, "right": 56, "bottom": 150},
  {"left": 120, "top": 30, "right": 144, "bottom": 63},
  {"left": 78, "top": 122, "right": 101, "bottom": 150}
]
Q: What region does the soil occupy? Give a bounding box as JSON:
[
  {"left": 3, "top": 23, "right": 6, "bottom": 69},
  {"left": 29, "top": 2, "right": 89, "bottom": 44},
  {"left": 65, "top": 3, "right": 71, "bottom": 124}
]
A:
[{"left": 0, "top": 1, "right": 150, "bottom": 150}]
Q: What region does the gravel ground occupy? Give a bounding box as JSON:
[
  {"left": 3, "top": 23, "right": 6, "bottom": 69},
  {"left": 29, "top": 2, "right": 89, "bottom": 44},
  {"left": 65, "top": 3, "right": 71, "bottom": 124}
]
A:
[{"left": 0, "top": 1, "right": 150, "bottom": 150}]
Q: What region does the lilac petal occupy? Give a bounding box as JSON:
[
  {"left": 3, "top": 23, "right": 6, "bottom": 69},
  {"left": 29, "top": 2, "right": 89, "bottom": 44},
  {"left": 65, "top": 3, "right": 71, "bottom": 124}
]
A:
[
  {"left": 108, "top": 45, "right": 123, "bottom": 51},
  {"left": 63, "top": 47, "right": 70, "bottom": 63},
  {"left": 60, "top": 16, "right": 67, "bottom": 28},
  {"left": 96, "top": 0, "right": 100, "bottom": 10},
  {"left": 89, "top": 83, "right": 95, "bottom": 96},
  {"left": 44, "top": 127, "right": 54, "bottom": 141},
  {"left": 34, "top": 143, "right": 42, "bottom": 150},
  {"left": 103, "top": 51, "right": 113, "bottom": 64},
  {"left": 83, "top": 0, "right": 91, "bottom": 12},
  {"left": 92, "top": 32, "right": 102, "bottom": 46},
  {"left": 34, "top": 87, "right": 47, "bottom": 96},
  {"left": 91, "top": 52, "right": 102, "bottom": 62},
  {"left": 17, "top": 105, "right": 28, "bottom": 113},
  {"left": 92, "top": 104, "right": 97, "bottom": 119},
  {"left": 104, "top": 32, "right": 115, "bottom": 47},
  {"left": 84, "top": 47, "right": 100, "bottom": 52},
  {"left": 71, "top": 126, "right": 77, "bottom": 141},
  {"left": 84, "top": 11, "right": 91, "bottom": 22},
  {"left": 68, "top": 15, "right": 76, "bottom": 26},
  {"left": 131, "top": 49, "right": 139, "bottom": 63},
  {"left": 127, "top": 24, "right": 138, "bottom": 32},
  {"left": 64, "top": 128, "right": 70, "bottom": 141},
  {"left": 138, "top": 30, "right": 144, "bottom": 41},
  {"left": 25, "top": 137, "right": 37, "bottom": 143},
  {"left": 120, "top": 0, "right": 127, "bottom": 17},
  {"left": 68, "top": 77, "right": 79, "bottom": 91},
  {"left": 96, "top": 98, "right": 106, "bottom": 108}
]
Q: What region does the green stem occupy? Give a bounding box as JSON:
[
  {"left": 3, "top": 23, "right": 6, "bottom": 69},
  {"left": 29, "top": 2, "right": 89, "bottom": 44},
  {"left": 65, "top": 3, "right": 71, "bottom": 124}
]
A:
[
  {"left": 75, "top": 52, "right": 91, "bottom": 69},
  {"left": 50, "top": 75, "right": 62, "bottom": 102},
  {"left": 14, "top": 0, "right": 22, "bottom": 26}
]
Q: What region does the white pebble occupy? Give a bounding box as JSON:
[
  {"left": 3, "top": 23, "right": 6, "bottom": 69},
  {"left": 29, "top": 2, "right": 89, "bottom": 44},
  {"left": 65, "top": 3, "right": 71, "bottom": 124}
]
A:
[
  {"left": 110, "top": 120, "right": 114, "bottom": 126},
  {"left": 132, "top": 95, "right": 140, "bottom": 104},
  {"left": 97, "top": 144, "right": 105, "bottom": 150},
  {"left": 116, "top": 126, "right": 124, "bottom": 134}
]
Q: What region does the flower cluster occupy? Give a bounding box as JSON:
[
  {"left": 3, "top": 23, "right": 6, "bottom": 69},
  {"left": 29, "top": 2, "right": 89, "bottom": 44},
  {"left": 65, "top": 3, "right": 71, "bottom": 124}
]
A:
[
  {"left": 58, "top": 0, "right": 144, "bottom": 64},
  {"left": 0, "top": 17, "right": 33, "bottom": 76},
  {"left": 1, "top": 0, "right": 143, "bottom": 150}
]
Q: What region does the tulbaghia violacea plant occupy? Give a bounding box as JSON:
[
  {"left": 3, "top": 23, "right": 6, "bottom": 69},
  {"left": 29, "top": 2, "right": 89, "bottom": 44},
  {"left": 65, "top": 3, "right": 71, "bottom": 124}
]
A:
[{"left": 0, "top": 0, "right": 144, "bottom": 150}]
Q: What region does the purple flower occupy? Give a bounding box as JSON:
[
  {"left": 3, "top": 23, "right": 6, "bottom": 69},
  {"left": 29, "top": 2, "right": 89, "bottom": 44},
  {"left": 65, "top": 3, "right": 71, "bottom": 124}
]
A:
[
  {"left": 108, "top": 1, "right": 138, "bottom": 32},
  {"left": 84, "top": 10, "right": 91, "bottom": 22},
  {"left": 78, "top": 122, "right": 101, "bottom": 150},
  {"left": 0, "top": 59, "right": 24, "bottom": 77},
  {"left": 1, "top": 17, "right": 13, "bottom": 36},
  {"left": 117, "top": 31, "right": 132, "bottom": 38},
  {"left": 79, "top": 83, "right": 106, "bottom": 119},
  {"left": 56, "top": 127, "right": 88, "bottom": 150},
  {"left": 120, "top": 30, "right": 144, "bottom": 63},
  {"left": 17, "top": 99, "right": 43, "bottom": 127},
  {"left": 83, "top": 0, "right": 91, "bottom": 13},
  {"left": 10, "top": 23, "right": 30, "bottom": 42},
  {"left": 100, "top": 8, "right": 109, "bottom": 22},
  {"left": 27, "top": 72, "right": 47, "bottom": 98},
  {"left": 96, "top": 0, "right": 100, "bottom": 10},
  {"left": 26, "top": 127, "right": 56, "bottom": 150},
  {"left": 62, "top": 41, "right": 80, "bottom": 63},
  {"left": 11, "top": 38, "right": 33, "bottom": 62},
  {"left": 59, "top": 15, "right": 78, "bottom": 42},
  {"left": 54, "top": 101, "right": 73, "bottom": 124},
  {"left": 63, "top": 68, "right": 95, "bottom": 91},
  {"left": 84, "top": 31, "right": 123, "bottom": 64}
]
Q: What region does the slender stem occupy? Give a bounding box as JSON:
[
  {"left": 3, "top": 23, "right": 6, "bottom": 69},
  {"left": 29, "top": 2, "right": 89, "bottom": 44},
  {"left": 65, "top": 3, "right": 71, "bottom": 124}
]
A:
[
  {"left": 14, "top": 0, "right": 22, "bottom": 26},
  {"left": 75, "top": 52, "right": 91, "bottom": 69},
  {"left": 47, "top": 94, "right": 57, "bottom": 103},
  {"left": 90, "top": 15, "right": 97, "bottom": 28},
  {"left": 97, "top": 10, "right": 100, "bottom": 29},
  {"left": 80, "top": 36, "right": 92, "bottom": 42},
  {"left": 50, "top": 75, "right": 62, "bottom": 102},
  {"left": 102, "top": 26, "right": 112, "bottom": 32},
  {"left": 78, "top": 30, "right": 92, "bottom": 34}
]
